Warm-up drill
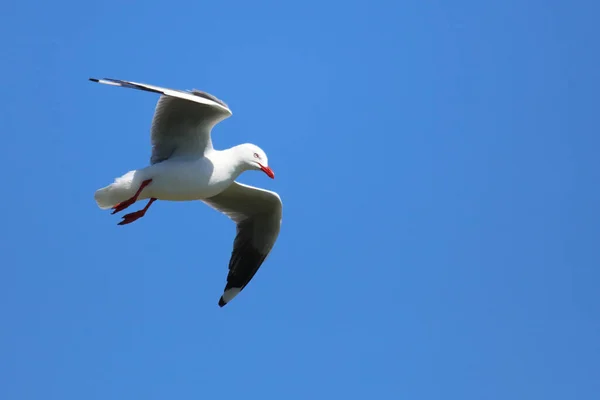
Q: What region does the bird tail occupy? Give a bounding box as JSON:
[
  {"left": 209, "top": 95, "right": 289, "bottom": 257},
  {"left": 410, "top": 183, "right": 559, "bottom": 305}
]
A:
[{"left": 94, "top": 170, "right": 139, "bottom": 209}]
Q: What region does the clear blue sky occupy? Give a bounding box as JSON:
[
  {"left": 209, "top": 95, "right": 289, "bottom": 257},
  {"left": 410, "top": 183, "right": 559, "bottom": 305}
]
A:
[{"left": 1, "top": 0, "right": 598, "bottom": 399}]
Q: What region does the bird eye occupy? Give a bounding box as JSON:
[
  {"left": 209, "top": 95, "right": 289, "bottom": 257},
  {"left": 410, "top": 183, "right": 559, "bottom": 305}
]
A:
[{"left": 253, "top": 153, "right": 260, "bottom": 159}]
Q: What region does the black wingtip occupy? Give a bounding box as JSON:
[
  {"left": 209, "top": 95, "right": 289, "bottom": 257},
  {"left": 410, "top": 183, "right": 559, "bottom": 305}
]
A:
[
  {"left": 89, "top": 78, "right": 99, "bottom": 82},
  {"left": 218, "top": 297, "right": 226, "bottom": 307}
]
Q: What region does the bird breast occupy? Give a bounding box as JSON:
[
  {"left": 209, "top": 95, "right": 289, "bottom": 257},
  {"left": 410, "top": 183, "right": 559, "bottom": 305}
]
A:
[{"left": 142, "top": 157, "right": 235, "bottom": 201}]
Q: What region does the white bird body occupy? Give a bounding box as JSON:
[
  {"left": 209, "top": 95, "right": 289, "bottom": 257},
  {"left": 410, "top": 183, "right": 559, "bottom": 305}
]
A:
[
  {"left": 90, "top": 77, "right": 282, "bottom": 307},
  {"left": 96, "top": 147, "right": 248, "bottom": 207}
]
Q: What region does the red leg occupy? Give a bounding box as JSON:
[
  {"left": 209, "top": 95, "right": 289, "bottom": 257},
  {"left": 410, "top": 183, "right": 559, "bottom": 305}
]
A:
[
  {"left": 118, "top": 198, "right": 157, "bottom": 225},
  {"left": 111, "top": 179, "right": 153, "bottom": 215}
]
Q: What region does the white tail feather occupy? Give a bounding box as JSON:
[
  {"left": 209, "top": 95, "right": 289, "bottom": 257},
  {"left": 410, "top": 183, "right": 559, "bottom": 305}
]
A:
[{"left": 94, "top": 170, "right": 140, "bottom": 209}]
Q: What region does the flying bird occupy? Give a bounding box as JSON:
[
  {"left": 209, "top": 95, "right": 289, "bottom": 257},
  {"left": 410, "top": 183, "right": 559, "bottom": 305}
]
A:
[{"left": 90, "top": 78, "right": 282, "bottom": 307}]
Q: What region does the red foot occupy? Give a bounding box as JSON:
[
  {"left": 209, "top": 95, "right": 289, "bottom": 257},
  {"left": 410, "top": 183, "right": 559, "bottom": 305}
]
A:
[
  {"left": 117, "top": 198, "right": 156, "bottom": 226},
  {"left": 118, "top": 210, "right": 147, "bottom": 225},
  {"left": 111, "top": 179, "right": 153, "bottom": 214},
  {"left": 111, "top": 198, "right": 135, "bottom": 214}
]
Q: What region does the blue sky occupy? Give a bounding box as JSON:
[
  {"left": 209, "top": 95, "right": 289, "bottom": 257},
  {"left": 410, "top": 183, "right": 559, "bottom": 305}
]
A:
[{"left": 1, "top": 0, "right": 599, "bottom": 398}]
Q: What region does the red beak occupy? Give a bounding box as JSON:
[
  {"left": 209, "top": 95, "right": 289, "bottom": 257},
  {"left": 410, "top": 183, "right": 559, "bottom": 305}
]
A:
[{"left": 259, "top": 164, "right": 275, "bottom": 179}]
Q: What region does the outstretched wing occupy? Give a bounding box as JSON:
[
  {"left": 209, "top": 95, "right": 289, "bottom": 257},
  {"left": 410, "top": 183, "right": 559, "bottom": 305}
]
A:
[
  {"left": 89, "top": 78, "right": 232, "bottom": 164},
  {"left": 202, "top": 182, "right": 283, "bottom": 307}
]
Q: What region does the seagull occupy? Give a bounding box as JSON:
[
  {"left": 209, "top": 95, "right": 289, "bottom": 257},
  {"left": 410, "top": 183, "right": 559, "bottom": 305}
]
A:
[{"left": 90, "top": 78, "right": 282, "bottom": 307}]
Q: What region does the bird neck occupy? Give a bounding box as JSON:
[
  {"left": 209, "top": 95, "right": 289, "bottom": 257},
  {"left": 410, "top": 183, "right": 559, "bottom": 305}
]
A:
[{"left": 219, "top": 146, "right": 252, "bottom": 177}]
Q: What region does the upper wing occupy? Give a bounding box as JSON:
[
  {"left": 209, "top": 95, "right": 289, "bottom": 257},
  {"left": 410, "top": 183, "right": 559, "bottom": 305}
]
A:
[
  {"left": 89, "top": 78, "right": 232, "bottom": 164},
  {"left": 202, "top": 182, "right": 283, "bottom": 307}
]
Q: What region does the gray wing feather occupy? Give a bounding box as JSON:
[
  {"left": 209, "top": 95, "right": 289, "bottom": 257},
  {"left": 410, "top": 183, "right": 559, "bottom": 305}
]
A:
[
  {"left": 202, "top": 182, "right": 283, "bottom": 307},
  {"left": 89, "top": 78, "right": 232, "bottom": 164},
  {"left": 149, "top": 93, "right": 229, "bottom": 164}
]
